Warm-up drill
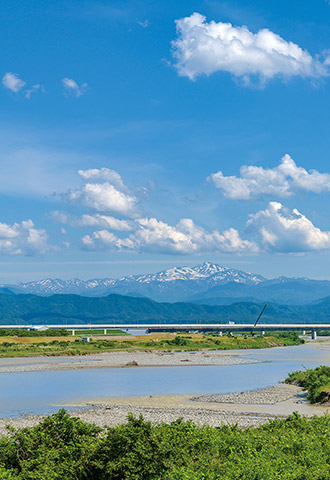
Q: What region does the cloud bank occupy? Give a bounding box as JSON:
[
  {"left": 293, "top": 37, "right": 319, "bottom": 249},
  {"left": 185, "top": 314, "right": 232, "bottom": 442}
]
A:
[
  {"left": 59, "top": 169, "right": 258, "bottom": 255},
  {"left": 82, "top": 217, "right": 258, "bottom": 255},
  {"left": 81, "top": 204, "right": 330, "bottom": 256},
  {"left": 51, "top": 165, "right": 330, "bottom": 256},
  {"left": 172, "top": 13, "right": 329, "bottom": 84}
]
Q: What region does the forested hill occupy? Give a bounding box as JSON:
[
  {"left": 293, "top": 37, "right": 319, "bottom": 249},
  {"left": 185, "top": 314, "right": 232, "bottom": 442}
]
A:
[{"left": 0, "top": 292, "right": 330, "bottom": 325}]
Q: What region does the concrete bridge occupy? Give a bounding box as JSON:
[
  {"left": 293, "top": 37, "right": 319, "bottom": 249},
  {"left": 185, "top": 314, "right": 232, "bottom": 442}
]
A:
[{"left": 2, "top": 323, "right": 329, "bottom": 339}]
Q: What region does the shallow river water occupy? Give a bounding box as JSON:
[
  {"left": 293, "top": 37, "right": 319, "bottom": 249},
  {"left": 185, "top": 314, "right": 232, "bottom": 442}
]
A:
[{"left": 0, "top": 342, "right": 329, "bottom": 417}]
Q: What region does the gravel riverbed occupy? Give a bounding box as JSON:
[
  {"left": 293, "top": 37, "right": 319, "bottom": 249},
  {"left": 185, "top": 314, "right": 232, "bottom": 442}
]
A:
[
  {"left": 0, "top": 404, "right": 285, "bottom": 436},
  {"left": 191, "top": 384, "right": 303, "bottom": 405},
  {"left": 0, "top": 350, "right": 260, "bottom": 373}
]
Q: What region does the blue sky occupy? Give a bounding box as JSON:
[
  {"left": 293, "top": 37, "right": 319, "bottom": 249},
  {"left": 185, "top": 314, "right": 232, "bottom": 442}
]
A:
[{"left": 1, "top": 0, "right": 330, "bottom": 282}]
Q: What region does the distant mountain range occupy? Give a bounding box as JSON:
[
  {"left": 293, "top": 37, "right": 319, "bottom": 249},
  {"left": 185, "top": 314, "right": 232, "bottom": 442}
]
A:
[
  {"left": 0, "top": 291, "right": 330, "bottom": 325},
  {"left": 3, "top": 262, "right": 330, "bottom": 305}
]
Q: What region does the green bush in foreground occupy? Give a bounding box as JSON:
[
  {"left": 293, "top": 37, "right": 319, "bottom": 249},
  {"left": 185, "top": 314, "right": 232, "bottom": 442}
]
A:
[
  {"left": 0, "top": 410, "right": 329, "bottom": 479},
  {"left": 285, "top": 365, "right": 330, "bottom": 403}
]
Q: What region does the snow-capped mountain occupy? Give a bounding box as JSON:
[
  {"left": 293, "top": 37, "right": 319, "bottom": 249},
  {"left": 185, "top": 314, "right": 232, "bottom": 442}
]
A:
[
  {"left": 11, "top": 278, "right": 116, "bottom": 296},
  {"left": 116, "top": 263, "right": 264, "bottom": 285},
  {"left": 3, "top": 262, "right": 330, "bottom": 304},
  {"left": 3, "top": 262, "right": 264, "bottom": 300}
]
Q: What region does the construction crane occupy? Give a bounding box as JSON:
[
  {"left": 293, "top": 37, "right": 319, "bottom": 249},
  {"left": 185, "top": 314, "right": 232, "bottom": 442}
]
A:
[{"left": 251, "top": 303, "right": 268, "bottom": 335}]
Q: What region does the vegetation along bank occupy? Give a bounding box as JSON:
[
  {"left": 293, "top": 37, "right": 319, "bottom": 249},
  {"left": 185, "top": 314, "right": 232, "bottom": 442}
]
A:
[
  {"left": 0, "top": 331, "right": 304, "bottom": 358},
  {"left": 285, "top": 365, "right": 330, "bottom": 404},
  {"left": 0, "top": 409, "right": 329, "bottom": 479}
]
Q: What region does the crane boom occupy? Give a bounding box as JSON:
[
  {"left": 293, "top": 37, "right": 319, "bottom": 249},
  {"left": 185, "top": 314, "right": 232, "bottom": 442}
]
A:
[{"left": 254, "top": 304, "right": 268, "bottom": 328}]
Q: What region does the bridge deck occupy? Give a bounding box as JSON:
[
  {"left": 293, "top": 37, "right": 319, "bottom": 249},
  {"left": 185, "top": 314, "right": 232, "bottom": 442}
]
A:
[{"left": 1, "top": 323, "right": 329, "bottom": 331}]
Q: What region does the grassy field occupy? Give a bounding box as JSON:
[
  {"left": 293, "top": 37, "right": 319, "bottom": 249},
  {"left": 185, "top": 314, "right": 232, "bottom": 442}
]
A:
[
  {"left": 0, "top": 331, "right": 304, "bottom": 357},
  {"left": 0, "top": 336, "right": 76, "bottom": 344}
]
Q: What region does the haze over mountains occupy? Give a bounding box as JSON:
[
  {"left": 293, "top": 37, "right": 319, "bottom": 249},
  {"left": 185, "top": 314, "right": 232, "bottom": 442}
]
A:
[{"left": 3, "top": 262, "right": 330, "bottom": 305}]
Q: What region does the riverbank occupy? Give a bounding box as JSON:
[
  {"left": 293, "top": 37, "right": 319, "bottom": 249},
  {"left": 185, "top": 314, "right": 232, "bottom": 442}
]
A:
[
  {"left": 1, "top": 384, "right": 328, "bottom": 437},
  {"left": 0, "top": 331, "right": 304, "bottom": 358}
]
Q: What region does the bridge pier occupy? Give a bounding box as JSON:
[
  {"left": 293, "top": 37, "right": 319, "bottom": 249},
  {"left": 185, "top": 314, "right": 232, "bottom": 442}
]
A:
[
  {"left": 301, "top": 330, "right": 306, "bottom": 335},
  {"left": 261, "top": 331, "right": 265, "bottom": 335},
  {"left": 104, "top": 329, "right": 107, "bottom": 335},
  {"left": 72, "top": 330, "right": 75, "bottom": 336},
  {"left": 219, "top": 331, "right": 222, "bottom": 336},
  {"left": 312, "top": 330, "right": 317, "bottom": 340}
]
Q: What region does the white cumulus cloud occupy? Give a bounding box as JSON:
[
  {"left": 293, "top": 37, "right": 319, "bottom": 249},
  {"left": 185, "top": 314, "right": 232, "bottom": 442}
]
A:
[
  {"left": 62, "top": 77, "right": 88, "bottom": 97},
  {"left": 279, "top": 155, "right": 330, "bottom": 193},
  {"left": 2, "top": 72, "right": 26, "bottom": 92},
  {"left": 247, "top": 202, "right": 330, "bottom": 252},
  {"left": 68, "top": 183, "right": 137, "bottom": 215},
  {"left": 0, "top": 220, "right": 50, "bottom": 255},
  {"left": 172, "top": 13, "right": 329, "bottom": 84},
  {"left": 65, "top": 168, "right": 138, "bottom": 217},
  {"left": 209, "top": 154, "right": 330, "bottom": 200}
]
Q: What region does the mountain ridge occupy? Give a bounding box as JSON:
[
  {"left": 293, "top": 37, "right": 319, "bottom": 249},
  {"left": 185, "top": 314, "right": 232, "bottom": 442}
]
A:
[
  {"left": 2, "top": 262, "right": 264, "bottom": 298},
  {"left": 3, "top": 262, "right": 330, "bottom": 305}
]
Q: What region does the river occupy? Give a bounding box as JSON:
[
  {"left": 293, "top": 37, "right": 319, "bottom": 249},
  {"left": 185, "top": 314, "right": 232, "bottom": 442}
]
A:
[{"left": 0, "top": 342, "right": 329, "bottom": 417}]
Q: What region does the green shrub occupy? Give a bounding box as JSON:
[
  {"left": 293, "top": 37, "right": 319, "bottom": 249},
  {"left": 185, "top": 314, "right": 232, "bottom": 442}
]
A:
[
  {"left": 0, "top": 409, "right": 101, "bottom": 479},
  {"left": 167, "top": 336, "right": 189, "bottom": 346},
  {"left": 0, "top": 410, "right": 329, "bottom": 479},
  {"left": 285, "top": 365, "right": 330, "bottom": 403}
]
